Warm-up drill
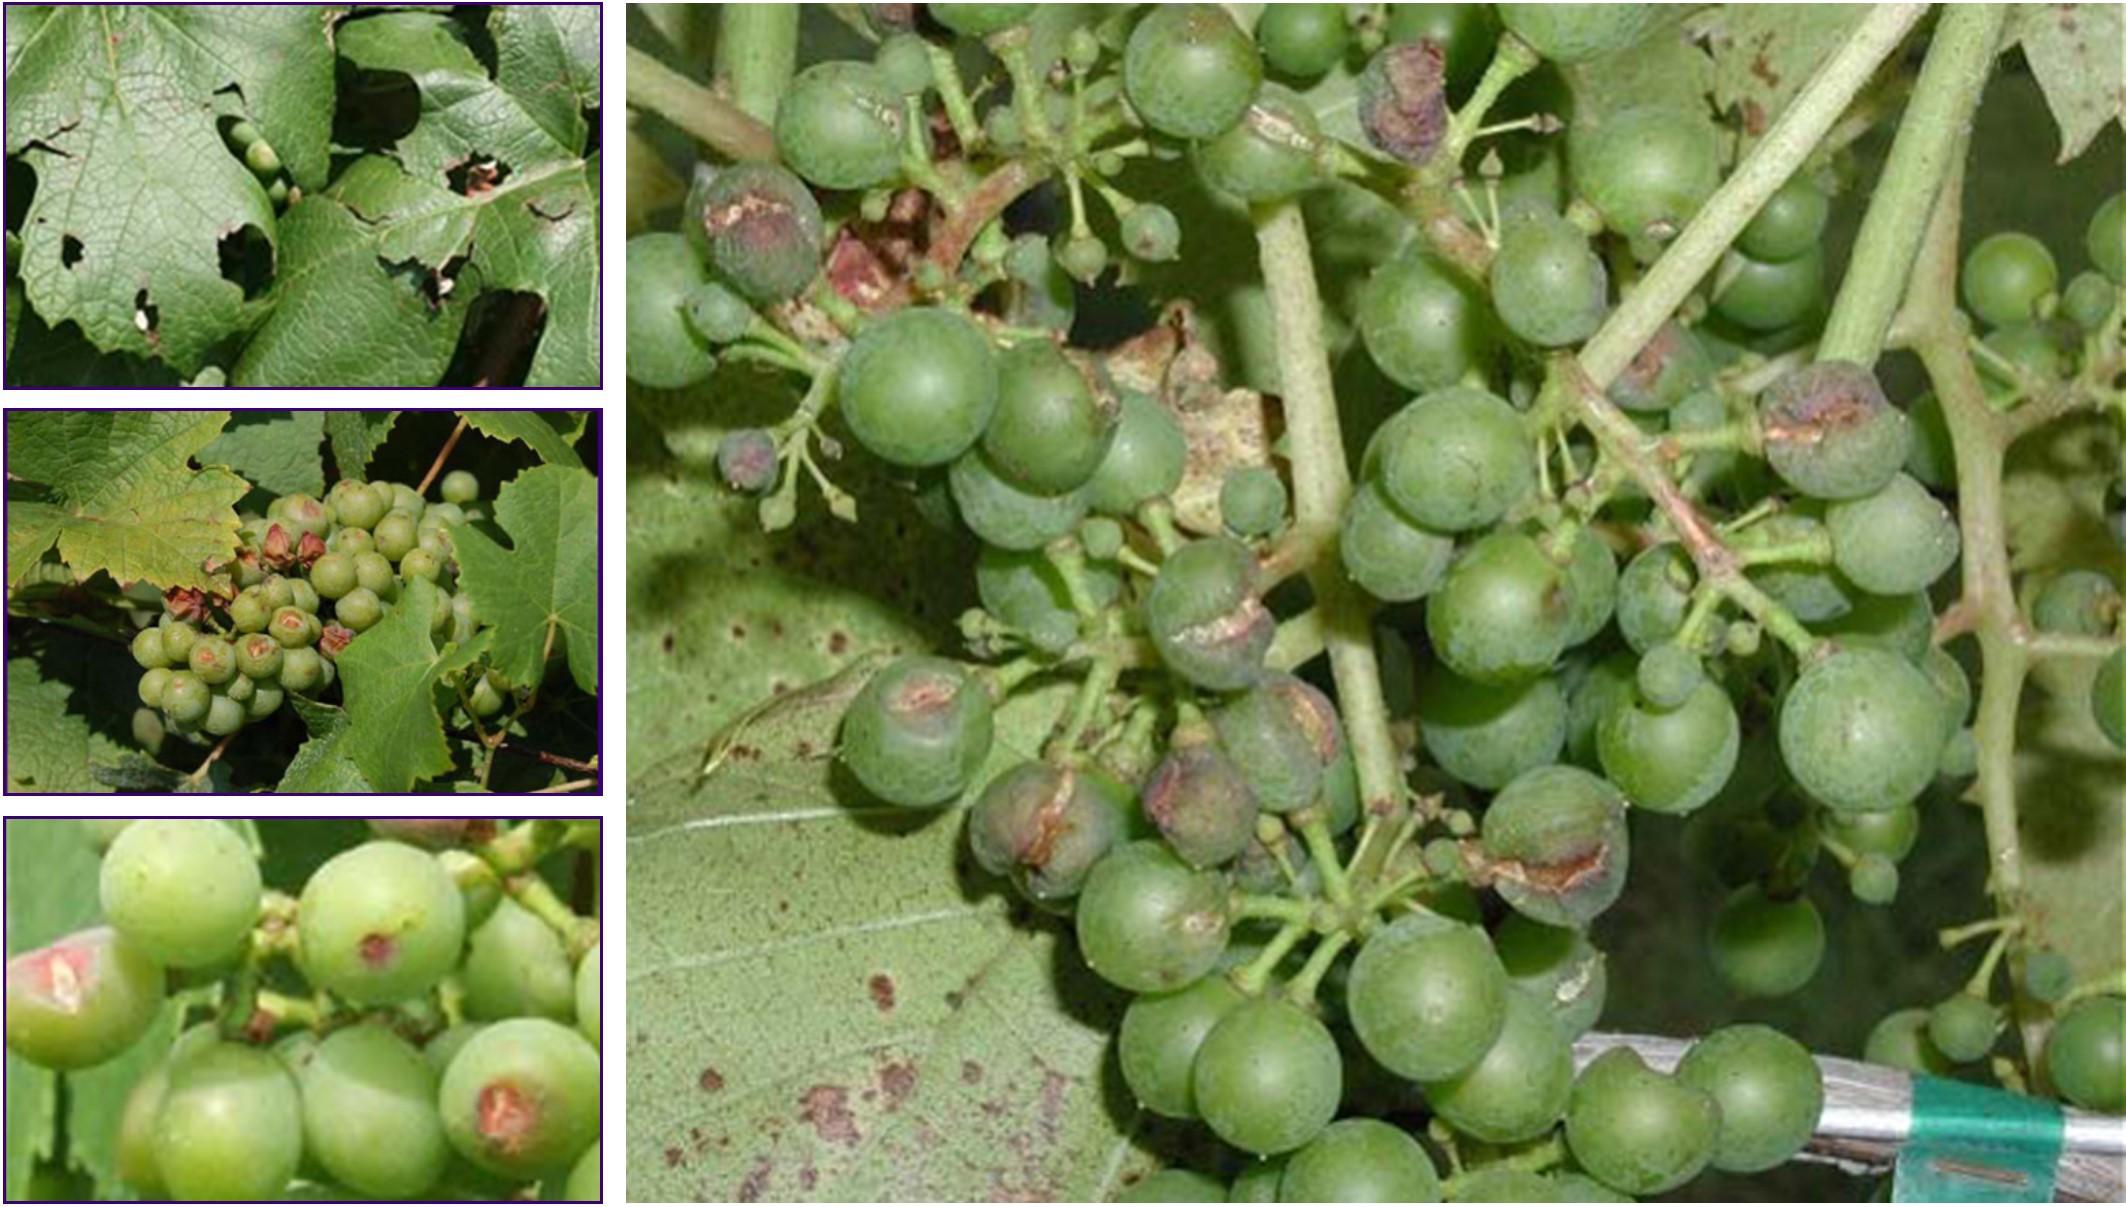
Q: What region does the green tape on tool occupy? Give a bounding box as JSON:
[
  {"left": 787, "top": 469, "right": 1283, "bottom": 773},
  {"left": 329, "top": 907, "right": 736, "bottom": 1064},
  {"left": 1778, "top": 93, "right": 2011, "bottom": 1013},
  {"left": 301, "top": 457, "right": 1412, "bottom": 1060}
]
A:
[{"left": 1894, "top": 1075, "right": 2064, "bottom": 1202}]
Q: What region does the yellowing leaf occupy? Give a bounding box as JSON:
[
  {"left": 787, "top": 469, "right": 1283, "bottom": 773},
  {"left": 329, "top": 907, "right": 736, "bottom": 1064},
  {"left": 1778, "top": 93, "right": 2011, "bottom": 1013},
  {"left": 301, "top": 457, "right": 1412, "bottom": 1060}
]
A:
[{"left": 5, "top": 412, "right": 246, "bottom": 591}]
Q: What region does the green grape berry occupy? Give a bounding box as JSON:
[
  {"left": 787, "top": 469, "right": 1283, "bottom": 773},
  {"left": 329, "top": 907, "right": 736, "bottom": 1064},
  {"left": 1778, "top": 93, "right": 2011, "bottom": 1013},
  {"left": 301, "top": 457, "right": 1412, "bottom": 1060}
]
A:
[
  {"left": 1280, "top": 1118, "right": 1441, "bottom": 1202},
  {"left": 1427, "top": 529, "right": 1575, "bottom": 685},
  {"left": 1676, "top": 1024, "right": 1824, "bottom": 1173},
  {"left": 337, "top": 586, "right": 384, "bottom": 632},
  {"left": 974, "top": 544, "right": 1119, "bottom": 654},
  {"left": 576, "top": 944, "right": 600, "bottom": 1046},
  {"left": 1825, "top": 473, "right": 1960, "bottom": 595},
  {"left": 1962, "top": 231, "right": 2058, "bottom": 328},
  {"left": 1492, "top": 210, "right": 1609, "bottom": 346},
  {"left": 1610, "top": 321, "right": 1712, "bottom": 414},
  {"left": 1865, "top": 1007, "right": 1956, "bottom": 1074},
  {"left": 1357, "top": 249, "right": 1499, "bottom": 392},
  {"left": 775, "top": 61, "right": 906, "bottom": 190},
  {"left": 100, "top": 819, "right": 261, "bottom": 969},
  {"left": 137, "top": 667, "right": 172, "bottom": 709},
  {"left": 1927, "top": 993, "right": 2000, "bottom": 1064},
  {"left": 840, "top": 656, "right": 995, "bottom": 808},
  {"left": 1495, "top": 914, "right": 1608, "bottom": 1039},
  {"left": 130, "top": 627, "right": 169, "bottom": 669},
  {"left": 2044, "top": 995, "right": 2126, "bottom": 1113},
  {"left": 1599, "top": 677, "right": 1740, "bottom": 815},
  {"left": 155, "top": 1041, "right": 303, "bottom": 1201},
  {"left": 1191, "top": 995, "right": 1342, "bottom": 1155},
  {"left": 1712, "top": 246, "right": 1825, "bottom": 332},
  {"left": 2094, "top": 646, "right": 2126, "bottom": 751},
  {"left": 1420, "top": 987, "right": 1574, "bottom": 1144},
  {"left": 1564, "top": 1046, "right": 1720, "bottom": 1196},
  {"left": 1570, "top": 104, "right": 1720, "bottom": 249},
  {"left": 625, "top": 233, "right": 718, "bottom": 389},
  {"left": 462, "top": 897, "right": 578, "bottom": 1024},
  {"left": 2062, "top": 269, "right": 2119, "bottom": 331},
  {"left": 279, "top": 646, "right": 325, "bottom": 694},
  {"left": 1255, "top": 5, "right": 1349, "bottom": 81},
  {"left": 1117, "top": 973, "right": 1246, "bottom": 1119},
  {"left": 1413, "top": 663, "right": 1567, "bottom": 791},
  {"left": 297, "top": 1023, "right": 451, "bottom": 1197},
  {"left": 1086, "top": 391, "right": 1187, "bottom": 515},
  {"left": 1074, "top": 841, "right": 1231, "bottom": 993},
  {"left": 1708, "top": 885, "right": 1824, "bottom": 998},
  {"left": 1119, "top": 1168, "right": 1228, "bottom": 1202},
  {"left": 2032, "top": 569, "right": 2120, "bottom": 636},
  {"left": 1779, "top": 647, "right": 1945, "bottom": 812},
  {"left": 1738, "top": 175, "right": 1831, "bottom": 263},
  {"left": 1210, "top": 674, "right": 1342, "bottom": 814},
  {"left": 298, "top": 840, "right": 468, "bottom": 1005},
  {"left": 269, "top": 604, "right": 318, "bottom": 648},
  {"left": 311, "top": 551, "right": 357, "bottom": 600},
  {"left": 1124, "top": 5, "right": 1262, "bottom": 140},
  {"left": 1219, "top": 465, "right": 1288, "bottom": 537},
  {"left": 160, "top": 670, "right": 211, "bottom": 725},
  {"left": 1376, "top": 386, "right": 1532, "bottom": 532},
  {"left": 1498, "top": 4, "right": 1653, "bottom": 63},
  {"left": 2087, "top": 190, "right": 2125, "bottom": 284},
  {"left": 4, "top": 927, "right": 165, "bottom": 1069},
  {"left": 1348, "top": 912, "right": 1509, "bottom": 1080},
  {"left": 159, "top": 619, "right": 199, "bottom": 664},
  {"left": 950, "top": 448, "right": 1091, "bottom": 550},
  {"left": 1120, "top": 203, "right": 1182, "bottom": 262},
  {"left": 840, "top": 307, "right": 998, "bottom": 468},
  {"left": 985, "top": 340, "right": 1115, "bottom": 495},
  {"left": 1339, "top": 477, "right": 1455, "bottom": 603}
]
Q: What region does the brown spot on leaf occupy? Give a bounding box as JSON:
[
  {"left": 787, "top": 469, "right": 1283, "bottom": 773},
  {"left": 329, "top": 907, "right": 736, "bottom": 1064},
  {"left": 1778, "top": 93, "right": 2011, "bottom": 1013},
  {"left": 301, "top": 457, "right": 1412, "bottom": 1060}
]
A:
[
  {"left": 798, "top": 1084, "right": 859, "bottom": 1145},
  {"left": 961, "top": 1060, "right": 983, "bottom": 1084},
  {"left": 880, "top": 1061, "right": 916, "bottom": 1110},
  {"left": 700, "top": 1067, "right": 725, "bottom": 1093},
  {"left": 664, "top": 1147, "right": 684, "bottom": 1168},
  {"left": 867, "top": 973, "right": 897, "bottom": 1013},
  {"left": 737, "top": 1157, "right": 772, "bottom": 1202}
]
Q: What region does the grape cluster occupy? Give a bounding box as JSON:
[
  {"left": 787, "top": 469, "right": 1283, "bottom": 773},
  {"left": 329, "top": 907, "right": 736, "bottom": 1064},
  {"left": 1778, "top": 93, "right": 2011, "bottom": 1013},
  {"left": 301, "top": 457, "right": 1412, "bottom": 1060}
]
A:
[
  {"left": 654, "top": 0, "right": 2126, "bottom": 1197},
  {"left": 127, "top": 471, "right": 510, "bottom": 755},
  {"left": 3, "top": 819, "right": 600, "bottom": 1201}
]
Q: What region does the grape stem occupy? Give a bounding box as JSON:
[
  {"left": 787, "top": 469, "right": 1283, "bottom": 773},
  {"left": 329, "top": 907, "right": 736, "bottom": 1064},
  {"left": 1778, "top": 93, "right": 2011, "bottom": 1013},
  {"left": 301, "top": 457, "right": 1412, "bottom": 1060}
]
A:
[
  {"left": 1230, "top": 919, "right": 1310, "bottom": 997},
  {"left": 1816, "top": 5, "right": 2007, "bottom": 366},
  {"left": 625, "top": 47, "right": 777, "bottom": 163},
  {"left": 414, "top": 417, "right": 469, "bottom": 496},
  {"left": 713, "top": 5, "right": 798, "bottom": 127},
  {"left": 508, "top": 871, "right": 600, "bottom": 962},
  {"left": 1252, "top": 200, "right": 1406, "bottom": 840},
  {"left": 1283, "top": 930, "right": 1353, "bottom": 1010}
]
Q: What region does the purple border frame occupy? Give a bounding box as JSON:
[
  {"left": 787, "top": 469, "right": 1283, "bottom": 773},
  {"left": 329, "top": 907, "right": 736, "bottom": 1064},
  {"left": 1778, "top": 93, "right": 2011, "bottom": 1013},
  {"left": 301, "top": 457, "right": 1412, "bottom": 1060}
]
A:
[
  {"left": 0, "top": 815, "right": 605, "bottom": 1202},
  {"left": 0, "top": 2, "right": 604, "bottom": 390},
  {"left": 0, "top": 406, "right": 603, "bottom": 796}
]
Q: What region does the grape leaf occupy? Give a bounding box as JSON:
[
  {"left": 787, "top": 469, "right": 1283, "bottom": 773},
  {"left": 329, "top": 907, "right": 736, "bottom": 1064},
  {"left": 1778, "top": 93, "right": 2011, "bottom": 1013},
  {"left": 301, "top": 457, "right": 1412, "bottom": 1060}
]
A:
[
  {"left": 277, "top": 695, "right": 378, "bottom": 793},
  {"left": 323, "top": 412, "right": 398, "bottom": 479},
  {"left": 2010, "top": 3, "right": 2126, "bottom": 163},
  {"left": 199, "top": 411, "right": 327, "bottom": 500},
  {"left": 629, "top": 669, "right": 1160, "bottom": 1202},
  {"left": 4, "top": 411, "right": 247, "bottom": 591},
  {"left": 334, "top": 576, "right": 491, "bottom": 792},
  {"left": 1700, "top": 5, "right": 1866, "bottom": 138},
  {"left": 226, "top": 8, "right": 603, "bottom": 387},
  {"left": 4, "top": 656, "right": 123, "bottom": 794},
  {"left": 453, "top": 464, "right": 598, "bottom": 694},
  {"left": 3, "top": 6, "right": 333, "bottom": 375},
  {"left": 0, "top": 298, "right": 183, "bottom": 387},
  {"left": 463, "top": 411, "right": 585, "bottom": 468}
]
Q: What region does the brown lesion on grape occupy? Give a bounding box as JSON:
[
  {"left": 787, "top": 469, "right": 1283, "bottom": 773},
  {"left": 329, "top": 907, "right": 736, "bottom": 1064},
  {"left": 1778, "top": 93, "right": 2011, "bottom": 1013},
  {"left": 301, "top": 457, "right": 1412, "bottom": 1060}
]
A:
[
  {"left": 357, "top": 932, "right": 397, "bottom": 969},
  {"left": 1359, "top": 40, "right": 1449, "bottom": 167},
  {"left": 475, "top": 1080, "right": 540, "bottom": 1154}
]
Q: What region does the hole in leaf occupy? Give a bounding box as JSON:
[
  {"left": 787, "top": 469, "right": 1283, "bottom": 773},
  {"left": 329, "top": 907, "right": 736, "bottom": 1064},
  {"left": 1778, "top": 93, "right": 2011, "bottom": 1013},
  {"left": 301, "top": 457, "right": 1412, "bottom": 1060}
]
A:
[
  {"left": 133, "top": 290, "right": 158, "bottom": 337},
  {"left": 331, "top": 58, "right": 419, "bottom": 150},
  {"left": 440, "top": 290, "right": 546, "bottom": 387},
  {"left": 5, "top": 157, "right": 33, "bottom": 234},
  {"left": 217, "top": 224, "right": 273, "bottom": 301},
  {"left": 61, "top": 235, "right": 83, "bottom": 268},
  {"left": 581, "top": 105, "right": 600, "bottom": 158},
  {"left": 446, "top": 156, "right": 510, "bottom": 197}
]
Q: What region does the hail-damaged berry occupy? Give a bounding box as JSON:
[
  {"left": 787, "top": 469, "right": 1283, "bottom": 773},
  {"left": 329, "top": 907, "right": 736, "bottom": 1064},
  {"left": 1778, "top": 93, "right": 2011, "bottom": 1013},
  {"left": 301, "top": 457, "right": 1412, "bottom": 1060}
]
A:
[
  {"left": 1758, "top": 360, "right": 1911, "bottom": 500},
  {"left": 1145, "top": 537, "right": 1276, "bottom": 692},
  {"left": 967, "top": 761, "right": 1132, "bottom": 904},
  {"left": 1141, "top": 744, "right": 1261, "bottom": 869},
  {"left": 1358, "top": 41, "right": 1449, "bottom": 167},
  {"left": 1479, "top": 765, "right": 1630, "bottom": 929},
  {"left": 685, "top": 163, "right": 825, "bottom": 305},
  {"left": 839, "top": 655, "right": 996, "bottom": 808},
  {"left": 4, "top": 927, "right": 166, "bottom": 1069},
  {"left": 716, "top": 429, "right": 780, "bottom": 495}
]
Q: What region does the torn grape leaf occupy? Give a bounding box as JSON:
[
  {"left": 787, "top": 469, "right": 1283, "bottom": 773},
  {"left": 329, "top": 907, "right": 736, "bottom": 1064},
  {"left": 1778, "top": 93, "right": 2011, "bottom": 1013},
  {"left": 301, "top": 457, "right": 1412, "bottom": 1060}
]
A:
[
  {"left": 277, "top": 694, "right": 377, "bottom": 793},
  {"left": 323, "top": 411, "right": 398, "bottom": 480},
  {"left": 3, "top": 6, "right": 333, "bottom": 374},
  {"left": 2010, "top": 3, "right": 2126, "bottom": 163},
  {"left": 200, "top": 411, "right": 327, "bottom": 500},
  {"left": 464, "top": 411, "right": 586, "bottom": 468}
]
